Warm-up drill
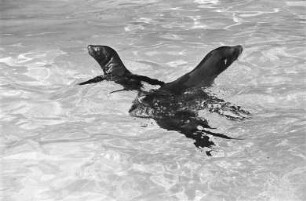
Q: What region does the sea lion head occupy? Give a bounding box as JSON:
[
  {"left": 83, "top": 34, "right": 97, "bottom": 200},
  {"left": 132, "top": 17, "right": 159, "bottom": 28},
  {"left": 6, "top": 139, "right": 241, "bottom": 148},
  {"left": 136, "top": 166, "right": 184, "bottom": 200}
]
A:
[
  {"left": 87, "top": 45, "right": 126, "bottom": 75},
  {"left": 160, "top": 45, "right": 243, "bottom": 94},
  {"left": 204, "top": 45, "right": 243, "bottom": 75}
]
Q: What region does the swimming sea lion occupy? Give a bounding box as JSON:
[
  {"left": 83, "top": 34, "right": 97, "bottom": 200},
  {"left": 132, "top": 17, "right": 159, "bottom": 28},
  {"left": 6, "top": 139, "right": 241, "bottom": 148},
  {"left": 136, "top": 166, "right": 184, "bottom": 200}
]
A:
[
  {"left": 159, "top": 45, "right": 243, "bottom": 94},
  {"left": 79, "top": 45, "right": 165, "bottom": 90},
  {"left": 128, "top": 45, "right": 248, "bottom": 155}
]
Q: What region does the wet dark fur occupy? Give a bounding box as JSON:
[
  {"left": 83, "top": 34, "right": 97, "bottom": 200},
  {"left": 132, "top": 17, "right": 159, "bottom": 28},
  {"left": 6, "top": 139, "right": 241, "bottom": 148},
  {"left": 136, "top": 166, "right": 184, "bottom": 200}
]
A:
[{"left": 79, "top": 45, "right": 250, "bottom": 156}]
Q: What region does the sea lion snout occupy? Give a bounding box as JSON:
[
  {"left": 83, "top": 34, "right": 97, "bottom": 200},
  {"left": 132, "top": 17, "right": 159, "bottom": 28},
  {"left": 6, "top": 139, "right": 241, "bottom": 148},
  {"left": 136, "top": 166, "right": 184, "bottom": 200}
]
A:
[
  {"left": 87, "top": 45, "right": 100, "bottom": 56},
  {"left": 234, "top": 45, "right": 243, "bottom": 56},
  {"left": 87, "top": 45, "right": 99, "bottom": 50},
  {"left": 228, "top": 45, "right": 243, "bottom": 60},
  {"left": 87, "top": 45, "right": 95, "bottom": 56}
]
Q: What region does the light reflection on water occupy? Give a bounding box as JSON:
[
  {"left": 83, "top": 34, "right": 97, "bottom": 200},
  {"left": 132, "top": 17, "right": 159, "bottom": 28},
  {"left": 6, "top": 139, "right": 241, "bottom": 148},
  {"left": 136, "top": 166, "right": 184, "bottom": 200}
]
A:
[{"left": 1, "top": 0, "right": 306, "bottom": 200}]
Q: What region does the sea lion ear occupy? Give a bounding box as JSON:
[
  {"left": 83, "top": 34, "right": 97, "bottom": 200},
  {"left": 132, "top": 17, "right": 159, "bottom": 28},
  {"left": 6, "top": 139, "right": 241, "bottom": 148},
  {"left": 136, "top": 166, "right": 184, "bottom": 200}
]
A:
[
  {"left": 223, "top": 57, "right": 234, "bottom": 68},
  {"left": 224, "top": 58, "right": 228, "bottom": 66}
]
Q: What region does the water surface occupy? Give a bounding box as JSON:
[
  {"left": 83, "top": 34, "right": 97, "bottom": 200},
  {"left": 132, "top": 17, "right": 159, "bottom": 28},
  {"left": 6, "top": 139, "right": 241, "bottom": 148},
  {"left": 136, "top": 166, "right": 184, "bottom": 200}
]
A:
[{"left": 1, "top": 0, "right": 306, "bottom": 200}]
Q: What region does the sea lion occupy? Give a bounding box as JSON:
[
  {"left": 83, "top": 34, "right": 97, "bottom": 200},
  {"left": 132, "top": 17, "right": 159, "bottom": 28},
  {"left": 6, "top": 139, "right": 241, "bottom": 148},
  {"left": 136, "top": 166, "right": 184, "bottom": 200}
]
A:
[
  {"left": 159, "top": 45, "right": 243, "bottom": 94},
  {"left": 129, "top": 45, "right": 247, "bottom": 119},
  {"left": 128, "top": 45, "right": 248, "bottom": 155},
  {"left": 79, "top": 45, "right": 165, "bottom": 90}
]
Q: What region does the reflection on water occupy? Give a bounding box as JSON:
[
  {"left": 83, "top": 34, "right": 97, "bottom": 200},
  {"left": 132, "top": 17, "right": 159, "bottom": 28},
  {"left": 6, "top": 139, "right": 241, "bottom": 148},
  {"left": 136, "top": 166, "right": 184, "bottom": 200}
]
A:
[{"left": 1, "top": 0, "right": 305, "bottom": 200}]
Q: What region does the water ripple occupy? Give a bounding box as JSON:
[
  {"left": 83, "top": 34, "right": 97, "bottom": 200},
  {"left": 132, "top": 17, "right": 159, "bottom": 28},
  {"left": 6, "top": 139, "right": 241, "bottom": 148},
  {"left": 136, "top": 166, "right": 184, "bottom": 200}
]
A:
[{"left": 1, "top": 0, "right": 306, "bottom": 200}]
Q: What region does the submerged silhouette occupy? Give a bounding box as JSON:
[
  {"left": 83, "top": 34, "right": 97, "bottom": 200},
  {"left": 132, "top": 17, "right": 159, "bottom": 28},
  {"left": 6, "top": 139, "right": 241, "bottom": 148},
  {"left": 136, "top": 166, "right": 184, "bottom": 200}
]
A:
[{"left": 79, "top": 45, "right": 250, "bottom": 155}]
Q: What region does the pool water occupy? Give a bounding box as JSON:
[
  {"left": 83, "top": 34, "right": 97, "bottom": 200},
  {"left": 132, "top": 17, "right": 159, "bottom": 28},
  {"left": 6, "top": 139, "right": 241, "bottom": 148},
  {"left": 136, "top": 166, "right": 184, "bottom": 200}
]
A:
[{"left": 1, "top": 0, "right": 305, "bottom": 200}]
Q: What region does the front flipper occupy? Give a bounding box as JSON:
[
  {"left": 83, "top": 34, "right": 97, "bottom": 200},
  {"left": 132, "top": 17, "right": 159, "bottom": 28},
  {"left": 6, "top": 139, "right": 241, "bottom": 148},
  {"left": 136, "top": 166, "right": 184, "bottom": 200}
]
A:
[
  {"left": 108, "top": 75, "right": 165, "bottom": 93},
  {"left": 129, "top": 74, "right": 165, "bottom": 86},
  {"left": 78, "top": 75, "right": 106, "bottom": 85}
]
